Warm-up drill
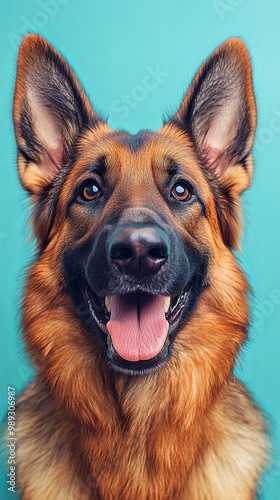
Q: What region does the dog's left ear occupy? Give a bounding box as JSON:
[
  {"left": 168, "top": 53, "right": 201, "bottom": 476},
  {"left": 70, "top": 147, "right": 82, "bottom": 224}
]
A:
[{"left": 171, "top": 38, "right": 256, "bottom": 248}]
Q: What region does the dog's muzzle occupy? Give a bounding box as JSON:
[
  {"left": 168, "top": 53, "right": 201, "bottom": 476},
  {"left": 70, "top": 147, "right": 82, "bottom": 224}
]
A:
[{"left": 65, "top": 208, "right": 204, "bottom": 374}]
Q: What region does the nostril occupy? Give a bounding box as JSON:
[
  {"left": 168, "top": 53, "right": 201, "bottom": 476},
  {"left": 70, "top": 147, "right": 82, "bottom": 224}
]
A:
[
  {"left": 110, "top": 244, "right": 133, "bottom": 261},
  {"left": 148, "top": 246, "right": 168, "bottom": 261}
]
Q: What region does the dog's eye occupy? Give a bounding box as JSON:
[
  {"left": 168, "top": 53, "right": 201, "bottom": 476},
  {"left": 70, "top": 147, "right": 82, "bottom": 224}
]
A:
[
  {"left": 171, "top": 182, "right": 192, "bottom": 202},
  {"left": 81, "top": 181, "right": 102, "bottom": 201}
]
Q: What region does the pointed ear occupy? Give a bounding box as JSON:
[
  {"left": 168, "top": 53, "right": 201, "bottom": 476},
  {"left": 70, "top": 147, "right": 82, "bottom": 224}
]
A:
[
  {"left": 13, "top": 35, "right": 102, "bottom": 194},
  {"left": 173, "top": 38, "right": 256, "bottom": 186},
  {"left": 171, "top": 38, "right": 256, "bottom": 248}
]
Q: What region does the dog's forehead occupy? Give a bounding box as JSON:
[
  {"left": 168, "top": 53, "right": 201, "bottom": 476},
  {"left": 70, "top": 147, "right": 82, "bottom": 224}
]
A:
[{"left": 75, "top": 124, "right": 206, "bottom": 182}]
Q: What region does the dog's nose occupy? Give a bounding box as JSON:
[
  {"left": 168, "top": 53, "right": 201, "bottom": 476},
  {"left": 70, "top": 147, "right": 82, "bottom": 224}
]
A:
[{"left": 108, "top": 225, "right": 170, "bottom": 278}]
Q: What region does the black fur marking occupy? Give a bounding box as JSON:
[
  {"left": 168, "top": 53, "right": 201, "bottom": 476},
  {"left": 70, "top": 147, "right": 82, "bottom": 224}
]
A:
[{"left": 118, "top": 130, "right": 153, "bottom": 153}]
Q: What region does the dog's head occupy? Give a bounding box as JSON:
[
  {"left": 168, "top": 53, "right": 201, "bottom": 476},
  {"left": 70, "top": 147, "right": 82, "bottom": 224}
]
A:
[{"left": 13, "top": 35, "right": 256, "bottom": 377}]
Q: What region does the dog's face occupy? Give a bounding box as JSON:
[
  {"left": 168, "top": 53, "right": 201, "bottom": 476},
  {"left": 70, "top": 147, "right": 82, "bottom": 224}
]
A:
[
  {"left": 58, "top": 129, "right": 210, "bottom": 373},
  {"left": 13, "top": 36, "right": 256, "bottom": 376}
]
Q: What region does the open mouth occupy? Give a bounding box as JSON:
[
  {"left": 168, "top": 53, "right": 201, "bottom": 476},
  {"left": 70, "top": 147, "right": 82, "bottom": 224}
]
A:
[{"left": 83, "top": 286, "right": 191, "bottom": 374}]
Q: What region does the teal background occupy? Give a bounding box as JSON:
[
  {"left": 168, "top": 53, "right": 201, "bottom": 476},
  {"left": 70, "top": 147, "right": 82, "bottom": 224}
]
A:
[{"left": 1, "top": 0, "right": 280, "bottom": 498}]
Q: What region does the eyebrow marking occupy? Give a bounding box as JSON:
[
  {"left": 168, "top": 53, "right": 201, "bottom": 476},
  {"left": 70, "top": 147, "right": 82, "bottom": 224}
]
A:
[{"left": 89, "top": 155, "right": 106, "bottom": 176}]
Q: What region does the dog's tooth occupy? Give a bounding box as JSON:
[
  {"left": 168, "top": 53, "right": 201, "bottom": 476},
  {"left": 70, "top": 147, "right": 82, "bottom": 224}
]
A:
[
  {"left": 105, "top": 296, "right": 111, "bottom": 313},
  {"left": 164, "top": 296, "right": 171, "bottom": 313}
]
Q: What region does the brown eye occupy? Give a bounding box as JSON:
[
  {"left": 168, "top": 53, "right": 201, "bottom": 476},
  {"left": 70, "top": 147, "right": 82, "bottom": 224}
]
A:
[
  {"left": 81, "top": 181, "right": 102, "bottom": 201},
  {"left": 171, "top": 182, "right": 192, "bottom": 202}
]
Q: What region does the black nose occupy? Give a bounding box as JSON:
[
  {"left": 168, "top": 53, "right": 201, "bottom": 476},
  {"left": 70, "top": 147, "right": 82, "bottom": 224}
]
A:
[{"left": 108, "top": 225, "right": 170, "bottom": 278}]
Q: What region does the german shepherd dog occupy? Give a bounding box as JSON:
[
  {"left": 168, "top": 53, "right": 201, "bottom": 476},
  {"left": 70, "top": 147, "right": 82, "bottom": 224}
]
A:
[{"left": 12, "top": 35, "right": 268, "bottom": 499}]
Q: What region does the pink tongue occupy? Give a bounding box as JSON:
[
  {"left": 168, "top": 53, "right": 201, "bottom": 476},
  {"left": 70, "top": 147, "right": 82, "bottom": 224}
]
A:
[{"left": 107, "top": 294, "right": 169, "bottom": 362}]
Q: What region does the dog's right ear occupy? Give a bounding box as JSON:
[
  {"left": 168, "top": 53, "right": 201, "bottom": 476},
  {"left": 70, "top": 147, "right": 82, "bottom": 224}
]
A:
[{"left": 13, "top": 35, "right": 101, "bottom": 194}]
